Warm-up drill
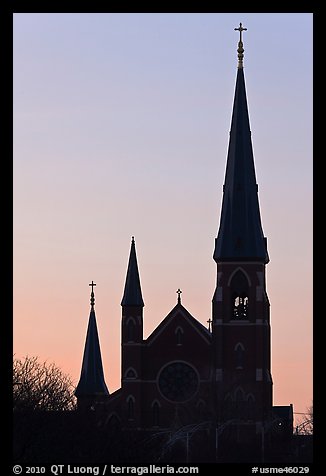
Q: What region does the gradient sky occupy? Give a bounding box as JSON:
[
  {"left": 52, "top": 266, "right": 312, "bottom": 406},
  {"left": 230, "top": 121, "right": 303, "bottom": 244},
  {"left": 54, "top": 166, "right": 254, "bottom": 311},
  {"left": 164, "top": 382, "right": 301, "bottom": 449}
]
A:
[{"left": 13, "top": 13, "right": 313, "bottom": 426}]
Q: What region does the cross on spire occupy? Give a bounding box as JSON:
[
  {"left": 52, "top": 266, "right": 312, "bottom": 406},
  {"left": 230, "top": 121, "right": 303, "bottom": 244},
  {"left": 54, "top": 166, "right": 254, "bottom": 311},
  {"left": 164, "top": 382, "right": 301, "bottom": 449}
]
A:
[
  {"left": 234, "top": 22, "right": 247, "bottom": 68},
  {"left": 176, "top": 288, "right": 182, "bottom": 304},
  {"left": 234, "top": 22, "right": 247, "bottom": 42},
  {"left": 89, "top": 280, "right": 96, "bottom": 308},
  {"left": 207, "top": 318, "right": 212, "bottom": 333}
]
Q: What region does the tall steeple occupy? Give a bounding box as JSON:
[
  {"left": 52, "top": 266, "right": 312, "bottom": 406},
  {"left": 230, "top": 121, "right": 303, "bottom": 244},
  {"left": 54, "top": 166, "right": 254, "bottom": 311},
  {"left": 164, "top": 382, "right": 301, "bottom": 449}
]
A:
[
  {"left": 212, "top": 23, "right": 273, "bottom": 430},
  {"left": 212, "top": 25, "right": 273, "bottom": 428},
  {"left": 75, "top": 281, "right": 109, "bottom": 406},
  {"left": 213, "top": 23, "right": 269, "bottom": 263},
  {"left": 121, "top": 237, "right": 144, "bottom": 307}
]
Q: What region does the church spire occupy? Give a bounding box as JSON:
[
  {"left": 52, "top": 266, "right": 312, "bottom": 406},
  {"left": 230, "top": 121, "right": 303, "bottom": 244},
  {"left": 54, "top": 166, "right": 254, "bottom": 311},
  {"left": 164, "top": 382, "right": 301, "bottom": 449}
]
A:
[
  {"left": 121, "top": 237, "right": 144, "bottom": 307},
  {"left": 213, "top": 24, "right": 269, "bottom": 264},
  {"left": 75, "top": 282, "right": 109, "bottom": 399}
]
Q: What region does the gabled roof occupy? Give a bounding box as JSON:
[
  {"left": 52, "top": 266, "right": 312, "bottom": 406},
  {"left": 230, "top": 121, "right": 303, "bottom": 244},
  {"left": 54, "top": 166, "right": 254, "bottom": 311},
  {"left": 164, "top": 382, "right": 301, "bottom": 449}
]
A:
[
  {"left": 121, "top": 237, "right": 144, "bottom": 307},
  {"left": 75, "top": 307, "right": 109, "bottom": 397},
  {"left": 146, "top": 302, "right": 211, "bottom": 346},
  {"left": 214, "top": 65, "right": 269, "bottom": 264}
]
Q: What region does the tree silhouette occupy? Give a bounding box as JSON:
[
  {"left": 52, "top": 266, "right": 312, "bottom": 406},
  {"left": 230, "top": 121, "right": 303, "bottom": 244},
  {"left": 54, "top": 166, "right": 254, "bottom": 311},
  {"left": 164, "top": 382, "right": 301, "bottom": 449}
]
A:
[
  {"left": 13, "top": 355, "right": 76, "bottom": 411},
  {"left": 296, "top": 402, "right": 313, "bottom": 435}
]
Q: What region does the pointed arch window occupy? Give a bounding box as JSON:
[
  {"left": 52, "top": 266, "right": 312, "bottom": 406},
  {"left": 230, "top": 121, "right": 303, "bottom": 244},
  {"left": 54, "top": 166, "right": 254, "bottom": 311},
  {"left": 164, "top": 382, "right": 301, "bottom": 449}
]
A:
[
  {"left": 234, "top": 386, "right": 245, "bottom": 417},
  {"left": 235, "top": 387, "right": 245, "bottom": 401},
  {"left": 233, "top": 295, "right": 248, "bottom": 319},
  {"left": 124, "top": 367, "right": 137, "bottom": 379},
  {"left": 127, "top": 395, "right": 135, "bottom": 420},
  {"left": 234, "top": 342, "right": 245, "bottom": 369},
  {"left": 230, "top": 270, "right": 249, "bottom": 320},
  {"left": 175, "top": 326, "right": 184, "bottom": 346},
  {"left": 107, "top": 413, "right": 121, "bottom": 431}
]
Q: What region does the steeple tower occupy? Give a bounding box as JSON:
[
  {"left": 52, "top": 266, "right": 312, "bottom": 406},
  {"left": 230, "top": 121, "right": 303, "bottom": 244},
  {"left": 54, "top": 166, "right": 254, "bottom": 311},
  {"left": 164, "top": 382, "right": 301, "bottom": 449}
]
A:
[
  {"left": 213, "top": 23, "right": 268, "bottom": 264},
  {"left": 75, "top": 281, "right": 109, "bottom": 411},
  {"left": 212, "top": 24, "right": 273, "bottom": 429}
]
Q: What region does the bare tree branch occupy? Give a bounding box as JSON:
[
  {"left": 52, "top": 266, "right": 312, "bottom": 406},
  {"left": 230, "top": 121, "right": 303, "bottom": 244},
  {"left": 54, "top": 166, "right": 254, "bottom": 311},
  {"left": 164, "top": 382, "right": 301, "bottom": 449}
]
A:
[
  {"left": 13, "top": 355, "right": 76, "bottom": 411},
  {"left": 296, "top": 402, "right": 313, "bottom": 435}
]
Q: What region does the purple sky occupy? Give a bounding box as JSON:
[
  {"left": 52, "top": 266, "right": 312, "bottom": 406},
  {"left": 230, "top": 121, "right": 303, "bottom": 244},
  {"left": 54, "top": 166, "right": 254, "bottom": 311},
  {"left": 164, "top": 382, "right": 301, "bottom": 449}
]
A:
[{"left": 13, "top": 13, "right": 313, "bottom": 425}]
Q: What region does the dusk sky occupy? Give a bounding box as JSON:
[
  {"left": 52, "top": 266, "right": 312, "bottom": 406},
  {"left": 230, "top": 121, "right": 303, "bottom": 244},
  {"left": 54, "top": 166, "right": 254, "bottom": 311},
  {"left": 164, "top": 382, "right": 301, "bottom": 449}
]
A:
[{"left": 13, "top": 13, "right": 313, "bottom": 426}]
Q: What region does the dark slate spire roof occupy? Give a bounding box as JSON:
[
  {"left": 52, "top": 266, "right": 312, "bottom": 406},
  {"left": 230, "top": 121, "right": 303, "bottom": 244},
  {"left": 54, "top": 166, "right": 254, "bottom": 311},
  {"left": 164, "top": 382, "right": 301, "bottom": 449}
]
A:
[
  {"left": 121, "top": 237, "right": 144, "bottom": 307},
  {"left": 75, "top": 283, "right": 109, "bottom": 397},
  {"left": 213, "top": 38, "right": 269, "bottom": 264}
]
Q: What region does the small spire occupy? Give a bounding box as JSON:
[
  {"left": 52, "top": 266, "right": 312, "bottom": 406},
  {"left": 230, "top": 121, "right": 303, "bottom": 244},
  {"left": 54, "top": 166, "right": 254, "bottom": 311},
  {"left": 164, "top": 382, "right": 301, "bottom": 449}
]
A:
[
  {"left": 234, "top": 22, "right": 247, "bottom": 68},
  {"left": 75, "top": 281, "right": 109, "bottom": 398},
  {"left": 89, "top": 280, "right": 96, "bottom": 309},
  {"left": 121, "top": 237, "right": 144, "bottom": 307},
  {"left": 176, "top": 288, "right": 182, "bottom": 304}
]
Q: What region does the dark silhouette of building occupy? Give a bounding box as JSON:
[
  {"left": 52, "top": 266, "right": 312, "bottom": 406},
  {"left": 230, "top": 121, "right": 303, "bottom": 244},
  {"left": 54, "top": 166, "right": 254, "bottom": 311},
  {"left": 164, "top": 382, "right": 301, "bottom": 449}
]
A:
[{"left": 74, "top": 24, "right": 294, "bottom": 463}]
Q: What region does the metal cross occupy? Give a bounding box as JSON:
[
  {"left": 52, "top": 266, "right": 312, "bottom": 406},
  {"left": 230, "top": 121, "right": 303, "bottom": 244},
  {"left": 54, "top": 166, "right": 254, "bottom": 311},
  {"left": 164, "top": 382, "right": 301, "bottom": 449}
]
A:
[
  {"left": 176, "top": 288, "right": 182, "bottom": 304},
  {"left": 207, "top": 318, "right": 212, "bottom": 333},
  {"left": 89, "top": 280, "right": 96, "bottom": 293},
  {"left": 234, "top": 22, "right": 247, "bottom": 42},
  {"left": 89, "top": 280, "right": 96, "bottom": 308}
]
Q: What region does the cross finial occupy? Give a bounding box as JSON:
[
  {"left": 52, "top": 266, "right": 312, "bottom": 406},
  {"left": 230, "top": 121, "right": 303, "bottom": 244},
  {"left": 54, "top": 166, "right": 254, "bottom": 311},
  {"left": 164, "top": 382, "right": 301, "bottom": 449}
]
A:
[
  {"left": 234, "top": 22, "right": 247, "bottom": 42},
  {"left": 234, "top": 22, "right": 247, "bottom": 68},
  {"left": 89, "top": 280, "right": 96, "bottom": 308},
  {"left": 207, "top": 318, "right": 212, "bottom": 333},
  {"left": 176, "top": 288, "right": 182, "bottom": 304}
]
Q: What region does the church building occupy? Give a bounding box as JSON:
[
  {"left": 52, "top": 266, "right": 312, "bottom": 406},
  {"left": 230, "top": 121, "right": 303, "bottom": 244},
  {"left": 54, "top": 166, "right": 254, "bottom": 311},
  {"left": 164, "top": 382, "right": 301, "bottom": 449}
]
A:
[{"left": 74, "top": 24, "right": 293, "bottom": 462}]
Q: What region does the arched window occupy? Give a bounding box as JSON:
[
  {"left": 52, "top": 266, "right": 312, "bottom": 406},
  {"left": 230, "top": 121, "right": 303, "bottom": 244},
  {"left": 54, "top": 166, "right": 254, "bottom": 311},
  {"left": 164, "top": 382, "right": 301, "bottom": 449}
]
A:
[
  {"left": 230, "top": 270, "right": 249, "bottom": 319},
  {"left": 124, "top": 367, "right": 137, "bottom": 379},
  {"left": 107, "top": 413, "right": 120, "bottom": 431},
  {"left": 152, "top": 401, "right": 160, "bottom": 427},
  {"left": 127, "top": 396, "right": 135, "bottom": 420},
  {"left": 234, "top": 342, "right": 245, "bottom": 369},
  {"left": 234, "top": 386, "right": 245, "bottom": 417},
  {"left": 175, "top": 326, "right": 184, "bottom": 346},
  {"left": 235, "top": 387, "right": 245, "bottom": 401},
  {"left": 233, "top": 295, "right": 249, "bottom": 319}
]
